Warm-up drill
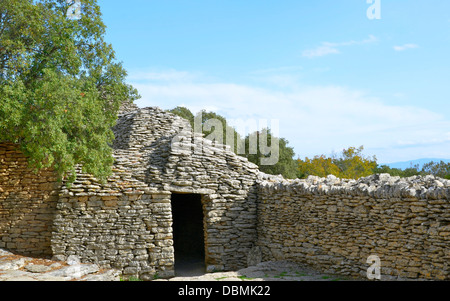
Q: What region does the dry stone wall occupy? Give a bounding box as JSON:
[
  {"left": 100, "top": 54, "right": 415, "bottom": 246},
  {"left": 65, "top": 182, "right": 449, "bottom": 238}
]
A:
[
  {"left": 256, "top": 173, "right": 450, "bottom": 280},
  {"left": 52, "top": 161, "right": 175, "bottom": 280},
  {"left": 0, "top": 143, "right": 61, "bottom": 257}
]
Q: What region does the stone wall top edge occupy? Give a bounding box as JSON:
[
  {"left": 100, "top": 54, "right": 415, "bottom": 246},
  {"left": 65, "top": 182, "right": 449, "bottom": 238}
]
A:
[{"left": 257, "top": 173, "right": 450, "bottom": 200}]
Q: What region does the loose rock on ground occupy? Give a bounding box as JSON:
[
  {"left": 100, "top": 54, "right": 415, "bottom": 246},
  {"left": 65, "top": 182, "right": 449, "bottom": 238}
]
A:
[
  {"left": 158, "top": 261, "right": 366, "bottom": 282},
  {"left": 0, "top": 248, "right": 120, "bottom": 281},
  {"left": 1, "top": 248, "right": 359, "bottom": 282},
  {"left": 0, "top": 248, "right": 424, "bottom": 281}
]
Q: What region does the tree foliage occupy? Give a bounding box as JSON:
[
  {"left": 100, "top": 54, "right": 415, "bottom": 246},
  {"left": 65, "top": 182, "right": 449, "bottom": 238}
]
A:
[
  {"left": 421, "top": 161, "right": 450, "bottom": 179},
  {"left": 0, "top": 0, "right": 139, "bottom": 183},
  {"left": 299, "top": 146, "right": 450, "bottom": 180},
  {"left": 195, "top": 110, "right": 243, "bottom": 154},
  {"left": 168, "top": 106, "right": 194, "bottom": 127},
  {"left": 168, "top": 107, "right": 243, "bottom": 153},
  {"left": 169, "top": 106, "right": 298, "bottom": 179},
  {"left": 297, "top": 155, "right": 341, "bottom": 179},
  {"left": 375, "top": 160, "right": 450, "bottom": 179},
  {"left": 243, "top": 129, "right": 298, "bottom": 179},
  {"left": 169, "top": 106, "right": 450, "bottom": 181},
  {"left": 297, "top": 146, "right": 377, "bottom": 179},
  {"left": 333, "top": 146, "right": 378, "bottom": 179},
  {"left": 373, "top": 164, "right": 422, "bottom": 178}
]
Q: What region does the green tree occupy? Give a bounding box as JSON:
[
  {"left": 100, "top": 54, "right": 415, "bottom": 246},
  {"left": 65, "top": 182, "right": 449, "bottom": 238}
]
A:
[
  {"left": 0, "top": 0, "right": 139, "bottom": 183},
  {"left": 243, "top": 129, "right": 298, "bottom": 179},
  {"left": 169, "top": 107, "right": 242, "bottom": 154},
  {"left": 297, "top": 155, "right": 341, "bottom": 179},
  {"left": 375, "top": 161, "right": 450, "bottom": 179},
  {"left": 168, "top": 106, "right": 195, "bottom": 127},
  {"left": 374, "top": 164, "right": 422, "bottom": 177},
  {"left": 373, "top": 165, "right": 404, "bottom": 177},
  {"left": 169, "top": 106, "right": 298, "bottom": 179},
  {"left": 194, "top": 110, "right": 239, "bottom": 145},
  {"left": 421, "top": 161, "right": 450, "bottom": 179},
  {"left": 333, "top": 146, "right": 377, "bottom": 179},
  {"left": 297, "top": 146, "right": 377, "bottom": 179}
]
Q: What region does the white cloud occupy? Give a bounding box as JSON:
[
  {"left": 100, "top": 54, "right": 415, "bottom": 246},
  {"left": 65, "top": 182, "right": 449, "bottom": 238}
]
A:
[
  {"left": 247, "top": 66, "right": 304, "bottom": 88},
  {"left": 130, "top": 69, "right": 450, "bottom": 163},
  {"left": 302, "top": 35, "right": 378, "bottom": 58},
  {"left": 302, "top": 45, "right": 340, "bottom": 59},
  {"left": 393, "top": 44, "right": 419, "bottom": 51}
]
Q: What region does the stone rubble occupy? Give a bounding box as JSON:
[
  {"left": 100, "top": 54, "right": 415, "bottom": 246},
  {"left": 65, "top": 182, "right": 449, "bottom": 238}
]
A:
[
  {"left": 259, "top": 173, "right": 450, "bottom": 200},
  {"left": 0, "top": 248, "right": 120, "bottom": 281},
  {"left": 163, "top": 261, "right": 367, "bottom": 281}
]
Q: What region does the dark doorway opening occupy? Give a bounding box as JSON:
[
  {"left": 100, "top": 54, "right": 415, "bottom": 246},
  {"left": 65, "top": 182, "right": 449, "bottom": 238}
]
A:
[{"left": 171, "top": 193, "right": 206, "bottom": 276}]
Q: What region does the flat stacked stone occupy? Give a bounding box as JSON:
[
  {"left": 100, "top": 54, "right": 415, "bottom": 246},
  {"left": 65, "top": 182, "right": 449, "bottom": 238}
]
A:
[{"left": 256, "top": 173, "right": 449, "bottom": 280}]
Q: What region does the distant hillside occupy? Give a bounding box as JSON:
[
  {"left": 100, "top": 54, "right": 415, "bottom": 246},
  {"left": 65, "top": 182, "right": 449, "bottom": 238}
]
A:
[{"left": 385, "top": 158, "right": 450, "bottom": 170}]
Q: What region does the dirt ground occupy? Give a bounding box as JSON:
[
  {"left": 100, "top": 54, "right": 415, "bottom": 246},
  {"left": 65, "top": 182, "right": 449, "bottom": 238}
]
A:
[{"left": 159, "top": 261, "right": 366, "bottom": 281}]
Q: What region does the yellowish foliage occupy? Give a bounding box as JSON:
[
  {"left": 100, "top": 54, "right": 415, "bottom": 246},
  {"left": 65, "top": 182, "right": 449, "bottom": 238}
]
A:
[{"left": 297, "top": 146, "right": 377, "bottom": 179}]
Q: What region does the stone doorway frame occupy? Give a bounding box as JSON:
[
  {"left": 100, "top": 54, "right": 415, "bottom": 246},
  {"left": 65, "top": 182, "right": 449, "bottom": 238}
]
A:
[{"left": 170, "top": 192, "right": 207, "bottom": 276}]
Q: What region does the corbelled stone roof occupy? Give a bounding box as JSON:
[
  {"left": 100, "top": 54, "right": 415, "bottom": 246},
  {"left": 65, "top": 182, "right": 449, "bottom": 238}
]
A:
[
  {"left": 62, "top": 102, "right": 259, "bottom": 196},
  {"left": 114, "top": 104, "right": 259, "bottom": 192}
]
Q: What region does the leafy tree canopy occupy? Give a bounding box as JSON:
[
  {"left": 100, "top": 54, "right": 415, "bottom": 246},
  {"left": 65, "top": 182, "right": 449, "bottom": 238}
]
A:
[
  {"left": 421, "top": 161, "right": 450, "bottom": 179},
  {"left": 298, "top": 146, "right": 377, "bottom": 179},
  {"left": 169, "top": 106, "right": 450, "bottom": 181},
  {"left": 0, "top": 0, "right": 139, "bottom": 183},
  {"left": 169, "top": 107, "right": 243, "bottom": 154},
  {"left": 168, "top": 106, "right": 195, "bottom": 127},
  {"left": 333, "top": 146, "right": 378, "bottom": 179},
  {"left": 243, "top": 129, "right": 298, "bottom": 179},
  {"left": 375, "top": 160, "right": 450, "bottom": 179},
  {"left": 297, "top": 155, "right": 341, "bottom": 179},
  {"left": 373, "top": 164, "right": 422, "bottom": 178},
  {"left": 299, "top": 146, "right": 450, "bottom": 180},
  {"left": 169, "top": 106, "right": 298, "bottom": 179}
]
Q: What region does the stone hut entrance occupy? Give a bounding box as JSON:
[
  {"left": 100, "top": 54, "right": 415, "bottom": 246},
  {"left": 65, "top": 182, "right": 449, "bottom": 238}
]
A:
[
  {"left": 171, "top": 193, "right": 206, "bottom": 276},
  {"left": 1, "top": 106, "right": 261, "bottom": 280}
]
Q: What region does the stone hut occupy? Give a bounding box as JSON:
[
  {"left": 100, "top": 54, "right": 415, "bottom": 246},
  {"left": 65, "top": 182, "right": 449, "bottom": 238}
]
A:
[{"left": 1, "top": 103, "right": 260, "bottom": 280}]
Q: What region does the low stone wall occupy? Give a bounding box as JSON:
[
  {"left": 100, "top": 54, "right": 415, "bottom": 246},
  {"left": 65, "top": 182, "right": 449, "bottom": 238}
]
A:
[
  {"left": 53, "top": 189, "right": 174, "bottom": 280},
  {"left": 0, "top": 143, "right": 60, "bottom": 257},
  {"left": 256, "top": 173, "right": 449, "bottom": 280}
]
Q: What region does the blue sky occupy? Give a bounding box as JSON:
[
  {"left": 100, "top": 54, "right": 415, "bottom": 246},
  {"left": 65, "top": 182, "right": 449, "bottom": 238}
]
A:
[{"left": 98, "top": 0, "right": 450, "bottom": 164}]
